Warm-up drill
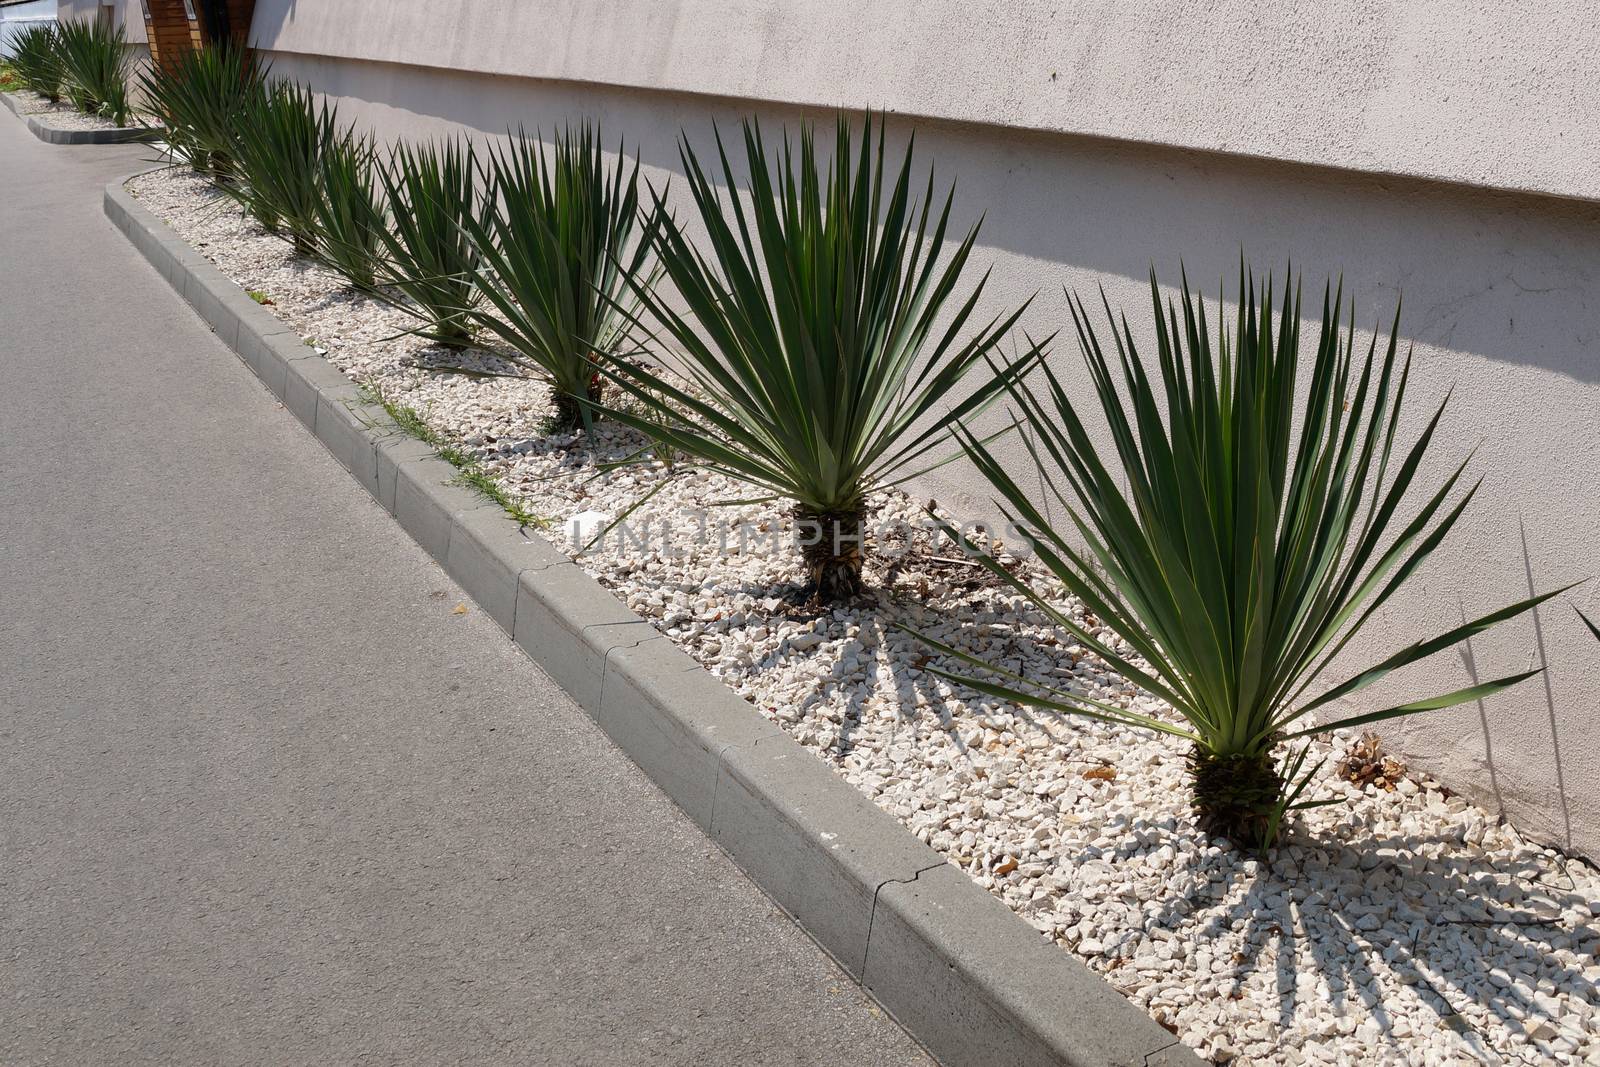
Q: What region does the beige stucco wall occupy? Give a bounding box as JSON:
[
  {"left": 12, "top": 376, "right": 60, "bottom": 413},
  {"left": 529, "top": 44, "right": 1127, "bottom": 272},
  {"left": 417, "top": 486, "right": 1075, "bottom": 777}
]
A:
[
  {"left": 128, "top": 2, "right": 1597, "bottom": 856},
  {"left": 55, "top": 0, "right": 147, "bottom": 43},
  {"left": 245, "top": 0, "right": 1600, "bottom": 204}
]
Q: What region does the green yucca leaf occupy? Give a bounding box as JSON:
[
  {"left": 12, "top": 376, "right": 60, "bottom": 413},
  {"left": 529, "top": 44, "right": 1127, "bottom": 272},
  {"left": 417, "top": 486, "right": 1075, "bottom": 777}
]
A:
[
  {"left": 453, "top": 125, "right": 655, "bottom": 429},
  {"left": 928, "top": 264, "right": 1558, "bottom": 848},
  {"left": 9, "top": 24, "right": 63, "bottom": 102},
  {"left": 1579, "top": 607, "right": 1600, "bottom": 644},
  {"left": 226, "top": 81, "right": 339, "bottom": 256},
  {"left": 55, "top": 18, "right": 132, "bottom": 126},
  {"left": 311, "top": 132, "right": 386, "bottom": 291},
  {"left": 373, "top": 138, "right": 485, "bottom": 348},
  {"left": 594, "top": 113, "right": 1042, "bottom": 600},
  {"left": 138, "top": 45, "right": 268, "bottom": 178}
]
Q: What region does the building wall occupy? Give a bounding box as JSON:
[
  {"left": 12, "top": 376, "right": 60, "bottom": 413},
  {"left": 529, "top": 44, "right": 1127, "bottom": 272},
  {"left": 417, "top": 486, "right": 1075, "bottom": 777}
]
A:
[
  {"left": 55, "top": 0, "right": 148, "bottom": 43},
  {"left": 127, "top": 2, "right": 1600, "bottom": 853},
  {"left": 242, "top": 0, "right": 1600, "bottom": 204},
  {"left": 0, "top": 0, "right": 58, "bottom": 56}
]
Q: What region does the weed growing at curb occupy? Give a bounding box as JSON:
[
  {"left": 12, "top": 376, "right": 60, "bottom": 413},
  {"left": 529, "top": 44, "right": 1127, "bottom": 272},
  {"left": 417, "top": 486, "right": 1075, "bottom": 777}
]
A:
[
  {"left": 358, "top": 383, "right": 548, "bottom": 530},
  {"left": 248, "top": 290, "right": 273, "bottom": 305}
]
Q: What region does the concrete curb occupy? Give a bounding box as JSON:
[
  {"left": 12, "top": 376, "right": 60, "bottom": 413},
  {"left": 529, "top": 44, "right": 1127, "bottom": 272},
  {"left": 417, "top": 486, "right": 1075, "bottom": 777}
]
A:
[
  {"left": 104, "top": 172, "right": 1203, "bottom": 1067},
  {"left": 2, "top": 90, "right": 151, "bottom": 145}
]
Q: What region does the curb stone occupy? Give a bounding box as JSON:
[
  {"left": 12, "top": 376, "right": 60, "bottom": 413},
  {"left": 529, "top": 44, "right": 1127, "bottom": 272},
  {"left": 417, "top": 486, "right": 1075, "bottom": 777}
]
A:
[
  {"left": 104, "top": 170, "right": 1204, "bottom": 1067},
  {"left": 2, "top": 90, "right": 152, "bottom": 144}
]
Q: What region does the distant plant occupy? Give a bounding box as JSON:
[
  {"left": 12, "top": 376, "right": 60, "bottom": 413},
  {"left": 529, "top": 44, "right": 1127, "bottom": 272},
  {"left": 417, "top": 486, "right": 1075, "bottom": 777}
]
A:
[
  {"left": 450, "top": 125, "right": 655, "bottom": 431},
  {"left": 139, "top": 45, "right": 268, "bottom": 179},
  {"left": 228, "top": 81, "right": 338, "bottom": 256},
  {"left": 311, "top": 131, "right": 386, "bottom": 291},
  {"left": 55, "top": 17, "right": 133, "bottom": 126},
  {"left": 598, "top": 114, "right": 1039, "bottom": 600},
  {"left": 917, "top": 267, "right": 1562, "bottom": 850},
  {"left": 374, "top": 138, "right": 484, "bottom": 348},
  {"left": 9, "top": 24, "right": 63, "bottom": 103}
]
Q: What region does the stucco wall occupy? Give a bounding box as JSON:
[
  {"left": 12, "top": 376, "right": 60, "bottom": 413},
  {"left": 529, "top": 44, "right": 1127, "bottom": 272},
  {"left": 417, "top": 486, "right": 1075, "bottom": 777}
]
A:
[
  {"left": 135, "top": 2, "right": 1596, "bottom": 857},
  {"left": 54, "top": 0, "right": 147, "bottom": 43},
  {"left": 244, "top": 0, "right": 1600, "bottom": 205}
]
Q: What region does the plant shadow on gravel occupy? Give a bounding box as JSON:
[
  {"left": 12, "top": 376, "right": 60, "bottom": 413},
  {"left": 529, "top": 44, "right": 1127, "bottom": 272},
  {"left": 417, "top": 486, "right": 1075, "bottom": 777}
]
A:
[
  {"left": 849, "top": 557, "right": 1598, "bottom": 1060},
  {"left": 877, "top": 589, "right": 1145, "bottom": 762},
  {"left": 724, "top": 525, "right": 1048, "bottom": 759},
  {"left": 1137, "top": 829, "right": 1599, "bottom": 1059},
  {"left": 772, "top": 576, "right": 1114, "bottom": 763},
  {"left": 772, "top": 610, "right": 971, "bottom": 761}
]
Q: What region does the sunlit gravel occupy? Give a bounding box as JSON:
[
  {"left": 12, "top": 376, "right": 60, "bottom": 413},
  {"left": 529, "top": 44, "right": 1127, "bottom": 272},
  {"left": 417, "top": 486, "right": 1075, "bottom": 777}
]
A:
[{"left": 4, "top": 89, "right": 131, "bottom": 131}]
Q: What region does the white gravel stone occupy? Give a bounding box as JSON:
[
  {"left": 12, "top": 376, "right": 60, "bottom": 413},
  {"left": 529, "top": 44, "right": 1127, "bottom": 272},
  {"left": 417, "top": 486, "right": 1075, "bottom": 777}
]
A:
[
  {"left": 4, "top": 89, "right": 134, "bottom": 131},
  {"left": 128, "top": 164, "right": 1600, "bottom": 1067}
]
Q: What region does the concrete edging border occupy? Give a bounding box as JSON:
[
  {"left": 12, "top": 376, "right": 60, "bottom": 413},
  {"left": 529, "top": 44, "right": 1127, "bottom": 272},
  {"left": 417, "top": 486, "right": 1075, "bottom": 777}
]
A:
[
  {"left": 2, "top": 90, "right": 150, "bottom": 144},
  {"left": 103, "top": 170, "right": 1201, "bottom": 1067}
]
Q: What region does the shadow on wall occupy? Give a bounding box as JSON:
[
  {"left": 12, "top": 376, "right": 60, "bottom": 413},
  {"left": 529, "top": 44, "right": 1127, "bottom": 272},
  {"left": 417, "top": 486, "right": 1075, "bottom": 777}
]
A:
[
  {"left": 253, "top": 50, "right": 1600, "bottom": 388},
  {"left": 972, "top": 124, "right": 1600, "bottom": 390},
  {"left": 253, "top": 49, "right": 1600, "bottom": 857}
]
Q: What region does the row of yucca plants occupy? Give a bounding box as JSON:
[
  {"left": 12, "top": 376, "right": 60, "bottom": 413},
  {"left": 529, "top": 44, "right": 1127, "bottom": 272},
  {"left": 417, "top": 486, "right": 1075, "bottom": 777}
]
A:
[
  {"left": 142, "top": 58, "right": 646, "bottom": 433},
  {"left": 583, "top": 118, "right": 1566, "bottom": 848},
  {"left": 155, "top": 49, "right": 1569, "bottom": 851},
  {"left": 7, "top": 19, "right": 134, "bottom": 125},
  {"left": 352, "top": 125, "right": 653, "bottom": 430}
]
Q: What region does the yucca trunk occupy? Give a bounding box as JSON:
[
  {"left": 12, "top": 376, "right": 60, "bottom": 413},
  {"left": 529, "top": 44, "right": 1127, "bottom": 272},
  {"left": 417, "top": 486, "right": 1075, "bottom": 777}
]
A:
[
  {"left": 1188, "top": 747, "right": 1285, "bottom": 849},
  {"left": 549, "top": 371, "right": 604, "bottom": 432},
  {"left": 206, "top": 151, "right": 234, "bottom": 182},
  {"left": 795, "top": 506, "right": 866, "bottom": 602}
]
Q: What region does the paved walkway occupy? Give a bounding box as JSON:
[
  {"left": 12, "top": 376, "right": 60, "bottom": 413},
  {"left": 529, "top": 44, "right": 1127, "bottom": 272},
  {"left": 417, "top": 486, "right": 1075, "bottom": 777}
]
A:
[{"left": 0, "top": 117, "right": 927, "bottom": 1065}]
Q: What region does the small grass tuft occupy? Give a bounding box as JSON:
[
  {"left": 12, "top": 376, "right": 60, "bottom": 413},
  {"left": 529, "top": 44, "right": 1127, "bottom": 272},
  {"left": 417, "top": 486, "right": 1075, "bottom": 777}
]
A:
[
  {"left": 452, "top": 466, "right": 546, "bottom": 529},
  {"left": 360, "top": 383, "right": 547, "bottom": 529},
  {"left": 384, "top": 401, "right": 438, "bottom": 445},
  {"left": 247, "top": 290, "right": 273, "bottom": 305}
]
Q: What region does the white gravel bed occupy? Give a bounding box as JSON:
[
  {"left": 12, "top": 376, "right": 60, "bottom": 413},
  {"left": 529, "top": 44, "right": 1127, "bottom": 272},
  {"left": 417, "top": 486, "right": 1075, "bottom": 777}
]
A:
[
  {"left": 4, "top": 89, "right": 134, "bottom": 131},
  {"left": 129, "top": 164, "right": 1600, "bottom": 1066}
]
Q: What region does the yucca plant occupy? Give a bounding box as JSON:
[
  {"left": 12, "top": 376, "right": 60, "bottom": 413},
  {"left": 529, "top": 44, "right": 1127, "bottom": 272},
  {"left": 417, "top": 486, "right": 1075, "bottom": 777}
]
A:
[
  {"left": 373, "top": 138, "right": 484, "bottom": 348},
  {"left": 55, "top": 17, "right": 132, "bottom": 126},
  {"left": 10, "top": 24, "right": 63, "bottom": 103},
  {"left": 311, "top": 131, "right": 386, "bottom": 291},
  {"left": 228, "top": 81, "right": 338, "bottom": 256},
  {"left": 597, "top": 115, "right": 1039, "bottom": 601},
  {"left": 1580, "top": 608, "right": 1600, "bottom": 645},
  {"left": 139, "top": 45, "right": 268, "bottom": 179},
  {"left": 918, "top": 267, "right": 1564, "bottom": 850},
  {"left": 447, "top": 126, "right": 654, "bottom": 430}
]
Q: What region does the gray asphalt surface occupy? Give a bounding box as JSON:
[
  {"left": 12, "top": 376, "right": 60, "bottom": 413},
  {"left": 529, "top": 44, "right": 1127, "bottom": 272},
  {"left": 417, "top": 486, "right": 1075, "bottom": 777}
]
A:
[{"left": 0, "top": 113, "right": 929, "bottom": 1066}]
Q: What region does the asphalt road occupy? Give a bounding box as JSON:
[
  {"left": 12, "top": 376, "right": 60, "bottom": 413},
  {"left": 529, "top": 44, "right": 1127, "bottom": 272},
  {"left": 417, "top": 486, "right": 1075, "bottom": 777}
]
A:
[{"left": 0, "top": 109, "right": 929, "bottom": 1066}]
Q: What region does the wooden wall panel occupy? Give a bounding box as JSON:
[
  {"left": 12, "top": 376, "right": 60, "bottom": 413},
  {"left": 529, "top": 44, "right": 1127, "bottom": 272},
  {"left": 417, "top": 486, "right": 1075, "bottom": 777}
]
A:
[
  {"left": 142, "top": 0, "right": 201, "bottom": 69},
  {"left": 143, "top": 0, "right": 256, "bottom": 67}
]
